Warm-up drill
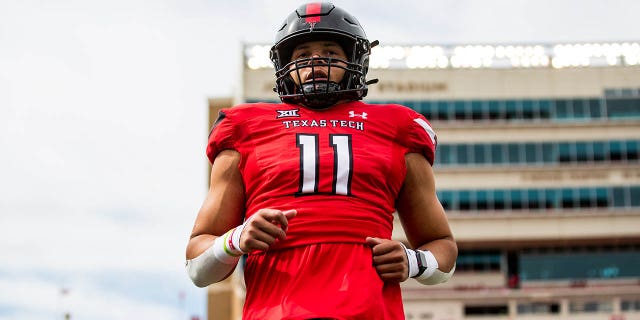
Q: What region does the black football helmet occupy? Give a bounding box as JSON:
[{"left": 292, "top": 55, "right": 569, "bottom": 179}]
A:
[{"left": 270, "top": 2, "right": 378, "bottom": 108}]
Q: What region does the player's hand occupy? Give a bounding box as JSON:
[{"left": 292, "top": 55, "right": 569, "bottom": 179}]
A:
[
  {"left": 239, "top": 209, "right": 297, "bottom": 252},
  {"left": 365, "top": 237, "right": 409, "bottom": 283}
]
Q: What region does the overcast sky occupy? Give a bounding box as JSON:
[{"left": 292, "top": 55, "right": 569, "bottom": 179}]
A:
[{"left": 0, "top": 0, "right": 638, "bottom": 319}]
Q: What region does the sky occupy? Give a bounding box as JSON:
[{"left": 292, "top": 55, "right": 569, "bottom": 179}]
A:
[{"left": 0, "top": 0, "right": 638, "bottom": 319}]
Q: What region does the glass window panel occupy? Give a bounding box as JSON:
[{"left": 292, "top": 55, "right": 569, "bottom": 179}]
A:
[
  {"left": 476, "top": 190, "right": 490, "bottom": 210},
  {"left": 545, "top": 189, "right": 558, "bottom": 209},
  {"left": 539, "top": 99, "right": 552, "bottom": 119},
  {"left": 488, "top": 100, "right": 501, "bottom": 120},
  {"left": 438, "top": 144, "right": 453, "bottom": 165},
  {"left": 561, "top": 188, "right": 576, "bottom": 208},
  {"left": 609, "top": 140, "right": 625, "bottom": 161},
  {"left": 490, "top": 144, "right": 505, "bottom": 164},
  {"left": 505, "top": 100, "right": 518, "bottom": 119},
  {"left": 573, "top": 99, "right": 589, "bottom": 118},
  {"left": 459, "top": 190, "right": 471, "bottom": 210},
  {"left": 493, "top": 190, "right": 506, "bottom": 210},
  {"left": 507, "top": 143, "right": 521, "bottom": 164},
  {"left": 595, "top": 188, "right": 609, "bottom": 207},
  {"left": 578, "top": 188, "right": 593, "bottom": 207},
  {"left": 471, "top": 100, "right": 483, "bottom": 120},
  {"left": 558, "top": 143, "right": 572, "bottom": 163},
  {"left": 555, "top": 99, "right": 571, "bottom": 119},
  {"left": 454, "top": 101, "right": 466, "bottom": 120},
  {"left": 575, "top": 142, "right": 590, "bottom": 162},
  {"left": 630, "top": 186, "right": 640, "bottom": 207},
  {"left": 527, "top": 189, "right": 541, "bottom": 209},
  {"left": 510, "top": 190, "right": 523, "bottom": 209},
  {"left": 542, "top": 143, "right": 555, "bottom": 163},
  {"left": 626, "top": 140, "right": 639, "bottom": 160},
  {"left": 606, "top": 98, "right": 640, "bottom": 118},
  {"left": 455, "top": 144, "right": 468, "bottom": 164},
  {"left": 592, "top": 142, "right": 606, "bottom": 161},
  {"left": 525, "top": 143, "right": 538, "bottom": 164},
  {"left": 473, "top": 144, "right": 486, "bottom": 164},
  {"left": 588, "top": 98, "right": 602, "bottom": 118},
  {"left": 612, "top": 187, "right": 627, "bottom": 207},
  {"left": 522, "top": 100, "right": 534, "bottom": 119},
  {"left": 436, "top": 101, "right": 450, "bottom": 120},
  {"left": 520, "top": 251, "right": 640, "bottom": 281}
]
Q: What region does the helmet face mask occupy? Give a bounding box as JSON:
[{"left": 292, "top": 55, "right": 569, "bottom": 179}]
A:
[{"left": 270, "top": 2, "right": 375, "bottom": 109}]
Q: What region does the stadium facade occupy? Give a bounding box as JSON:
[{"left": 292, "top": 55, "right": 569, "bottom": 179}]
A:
[{"left": 206, "top": 41, "right": 640, "bottom": 320}]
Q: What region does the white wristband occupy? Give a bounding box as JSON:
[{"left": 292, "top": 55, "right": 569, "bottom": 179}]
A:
[
  {"left": 230, "top": 222, "right": 247, "bottom": 255},
  {"left": 403, "top": 245, "right": 419, "bottom": 278}
]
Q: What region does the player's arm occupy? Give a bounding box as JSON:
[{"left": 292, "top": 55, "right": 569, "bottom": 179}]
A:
[
  {"left": 396, "top": 152, "right": 458, "bottom": 284},
  {"left": 185, "top": 149, "right": 246, "bottom": 287},
  {"left": 185, "top": 149, "right": 297, "bottom": 287}
]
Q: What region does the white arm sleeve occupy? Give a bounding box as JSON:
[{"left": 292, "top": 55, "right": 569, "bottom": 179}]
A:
[
  {"left": 186, "top": 234, "right": 241, "bottom": 287},
  {"left": 414, "top": 250, "right": 455, "bottom": 285}
]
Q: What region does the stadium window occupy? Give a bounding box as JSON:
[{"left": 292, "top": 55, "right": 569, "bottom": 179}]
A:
[
  {"left": 510, "top": 190, "right": 523, "bottom": 210},
  {"left": 573, "top": 99, "right": 589, "bottom": 119},
  {"left": 473, "top": 144, "right": 487, "bottom": 164},
  {"left": 558, "top": 143, "right": 572, "bottom": 163},
  {"left": 451, "top": 101, "right": 466, "bottom": 120},
  {"left": 464, "top": 305, "right": 508, "bottom": 316},
  {"left": 522, "top": 99, "right": 535, "bottom": 119},
  {"left": 606, "top": 97, "right": 640, "bottom": 118},
  {"left": 435, "top": 101, "right": 450, "bottom": 121},
  {"left": 476, "top": 190, "right": 490, "bottom": 210},
  {"left": 528, "top": 189, "right": 541, "bottom": 209},
  {"left": 569, "top": 300, "right": 613, "bottom": 314},
  {"left": 505, "top": 100, "right": 518, "bottom": 119},
  {"left": 621, "top": 299, "right": 640, "bottom": 312},
  {"left": 595, "top": 188, "right": 609, "bottom": 207},
  {"left": 539, "top": 99, "right": 552, "bottom": 119},
  {"left": 555, "top": 99, "right": 571, "bottom": 119},
  {"left": 561, "top": 188, "right": 576, "bottom": 208},
  {"left": 455, "top": 144, "right": 468, "bottom": 165},
  {"left": 489, "top": 143, "right": 505, "bottom": 164},
  {"left": 436, "top": 144, "right": 450, "bottom": 165},
  {"left": 588, "top": 98, "right": 602, "bottom": 118},
  {"left": 574, "top": 142, "right": 590, "bottom": 162},
  {"left": 524, "top": 143, "right": 537, "bottom": 164},
  {"left": 420, "top": 100, "right": 433, "bottom": 117},
  {"left": 612, "top": 187, "right": 629, "bottom": 207},
  {"left": 541, "top": 143, "right": 555, "bottom": 163},
  {"left": 507, "top": 143, "right": 521, "bottom": 164},
  {"left": 458, "top": 190, "right": 472, "bottom": 211},
  {"left": 626, "top": 140, "right": 639, "bottom": 160},
  {"left": 493, "top": 190, "right": 506, "bottom": 210},
  {"left": 471, "top": 100, "right": 483, "bottom": 120},
  {"left": 630, "top": 186, "right": 640, "bottom": 207},
  {"left": 578, "top": 188, "right": 593, "bottom": 208},
  {"left": 488, "top": 100, "right": 501, "bottom": 119},
  {"left": 517, "top": 302, "right": 560, "bottom": 315},
  {"left": 592, "top": 142, "right": 606, "bottom": 161},
  {"left": 609, "top": 140, "right": 625, "bottom": 161}
]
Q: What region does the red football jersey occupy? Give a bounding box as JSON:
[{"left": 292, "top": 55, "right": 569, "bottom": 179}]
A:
[{"left": 206, "top": 100, "right": 437, "bottom": 319}]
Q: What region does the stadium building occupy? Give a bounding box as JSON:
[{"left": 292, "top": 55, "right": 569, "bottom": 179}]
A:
[{"left": 206, "top": 41, "right": 640, "bottom": 320}]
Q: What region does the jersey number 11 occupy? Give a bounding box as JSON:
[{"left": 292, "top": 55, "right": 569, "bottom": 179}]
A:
[{"left": 296, "top": 133, "right": 353, "bottom": 196}]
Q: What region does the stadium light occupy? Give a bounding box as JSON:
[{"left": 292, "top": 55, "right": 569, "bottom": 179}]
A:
[{"left": 244, "top": 41, "right": 640, "bottom": 70}]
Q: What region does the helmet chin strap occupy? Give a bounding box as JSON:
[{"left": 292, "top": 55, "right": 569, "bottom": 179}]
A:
[{"left": 300, "top": 81, "right": 341, "bottom": 109}]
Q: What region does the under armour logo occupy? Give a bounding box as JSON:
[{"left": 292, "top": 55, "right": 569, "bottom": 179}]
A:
[
  {"left": 349, "top": 111, "right": 368, "bottom": 119},
  {"left": 276, "top": 109, "right": 300, "bottom": 118}
]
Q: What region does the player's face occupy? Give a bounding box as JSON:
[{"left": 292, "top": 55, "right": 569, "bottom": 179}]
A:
[{"left": 288, "top": 41, "right": 348, "bottom": 86}]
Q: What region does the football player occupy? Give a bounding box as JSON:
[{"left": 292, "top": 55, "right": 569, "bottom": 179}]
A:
[{"left": 186, "top": 3, "right": 457, "bottom": 319}]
